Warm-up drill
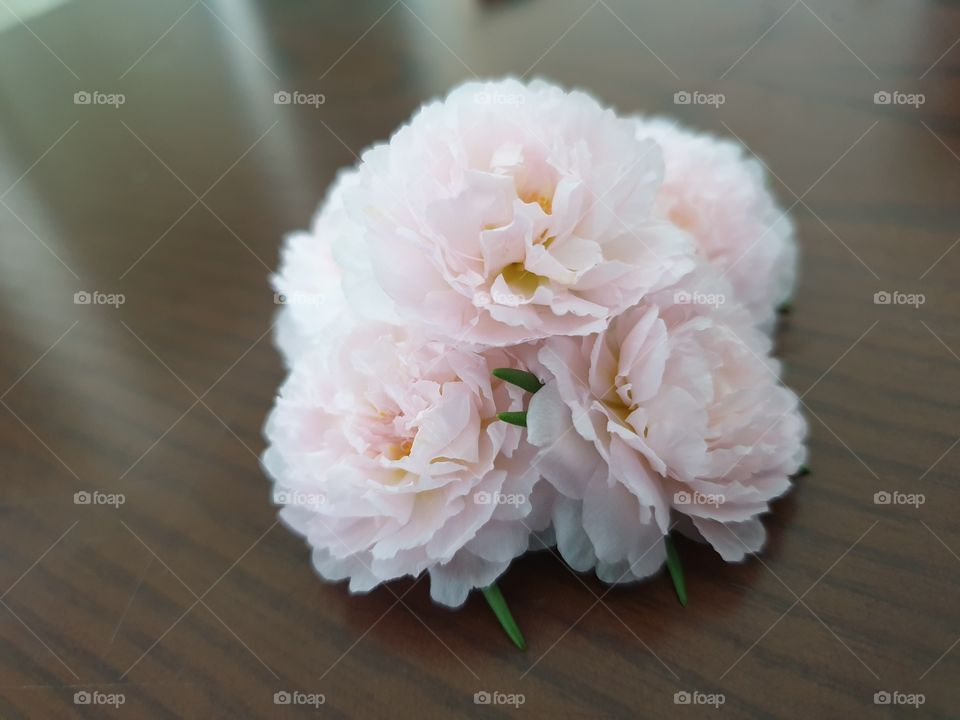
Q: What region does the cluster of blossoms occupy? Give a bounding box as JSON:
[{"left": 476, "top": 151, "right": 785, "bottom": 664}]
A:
[{"left": 263, "top": 79, "right": 806, "bottom": 609}]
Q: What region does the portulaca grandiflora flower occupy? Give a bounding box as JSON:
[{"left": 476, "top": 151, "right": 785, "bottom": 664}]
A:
[
  {"left": 332, "top": 78, "right": 696, "bottom": 346},
  {"left": 527, "top": 267, "right": 807, "bottom": 582},
  {"left": 634, "top": 117, "right": 798, "bottom": 329},
  {"left": 265, "top": 76, "right": 809, "bottom": 646},
  {"left": 262, "top": 321, "right": 550, "bottom": 608}
]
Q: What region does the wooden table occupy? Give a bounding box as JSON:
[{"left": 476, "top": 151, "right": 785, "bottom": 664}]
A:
[{"left": 1, "top": 0, "right": 958, "bottom": 717}]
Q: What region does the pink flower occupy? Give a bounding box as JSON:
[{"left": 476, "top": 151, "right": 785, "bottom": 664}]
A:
[
  {"left": 527, "top": 267, "right": 807, "bottom": 579},
  {"left": 271, "top": 171, "right": 355, "bottom": 368},
  {"left": 264, "top": 77, "right": 809, "bottom": 611},
  {"left": 333, "top": 79, "right": 695, "bottom": 346},
  {"left": 634, "top": 118, "right": 798, "bottom": 329},
  {"left": 262, "top": 322, "right": 549, "bottom": 607}
]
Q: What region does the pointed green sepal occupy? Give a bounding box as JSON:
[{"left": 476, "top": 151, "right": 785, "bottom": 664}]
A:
[
  {"left": 664, "top": 535, "right": 688, "bottom": 607},
  {"left": 497, "top": 411, "right": 527, "bottom": 427},
  {"left": 492, "top": 368, "right": 544, "bottom": 394},
  {"left": 777, "top": 301, "right": 792, "bottom": 314},
  {"left": 482, "top": 582, "right": 526, "bottom": 650},
  {"left": 794, "top": 464, "right": 810, "bottom": 477}
]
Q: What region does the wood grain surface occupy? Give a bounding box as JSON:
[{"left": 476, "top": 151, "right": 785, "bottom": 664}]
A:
[{"left": 1, "top": 0, "right": 958, "bottom": 717}]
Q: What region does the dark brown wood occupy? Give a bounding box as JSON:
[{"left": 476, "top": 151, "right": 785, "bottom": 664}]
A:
[{"left": 1, "top": 0, "right": 958, "bottom": 717}]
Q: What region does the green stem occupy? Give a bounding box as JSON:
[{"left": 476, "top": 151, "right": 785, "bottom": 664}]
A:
[
  {"left": 492, "top": 368, "right": 544, "bottom": 394},
  {"left": 481, "top": 583, "right": 526, "bottom": 650},
  {"left": 664, "top": 536, "right": 688, "bottom": 607},
  {"left": 497, "top": 411, "right": 527, "bottom": 427}
]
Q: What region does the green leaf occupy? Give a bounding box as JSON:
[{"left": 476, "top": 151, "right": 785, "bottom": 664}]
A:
[
  {"left": 777, "top": 301, "right": 792, "bottom": 314},
  {"left": 664, "top": 536, "right": 688, "bottom": 607},
  {"left": 497, "top": 411, "right": 527, "bottom": 427},
  {"left": 492, "top": 368, "right": 544, "bottom": 394},
  {"left": 795, "top": 464, "right": 810, "bottom": 477},
  {"left": 482, "top": 583, "right": 526, "bottom": 650}
]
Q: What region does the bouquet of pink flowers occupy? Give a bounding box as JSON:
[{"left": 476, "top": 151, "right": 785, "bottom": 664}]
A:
[{"left": 263, "top": 78, "right": 807, "bottom": 647}]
